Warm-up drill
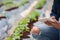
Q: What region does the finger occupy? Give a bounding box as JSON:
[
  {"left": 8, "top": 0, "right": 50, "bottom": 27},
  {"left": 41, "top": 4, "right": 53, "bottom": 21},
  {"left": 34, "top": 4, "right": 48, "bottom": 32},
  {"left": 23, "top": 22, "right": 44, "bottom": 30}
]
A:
[
  {"left": 48, "top": 18, "right": 57, "bottom": 22},
  {"left": 45, "top": 20, "right": 56, "bottom": 26},
  {"left": 47, "top": 16, "right": 57, "bottom": 22},
  {"left": 52, "top": 23, "right": 56, "bottom": 27},
  {"left": 48, "top": 18, "right": 58, "bottom": 24},
  {"left": 51, "top": 21, "right": 60, "bottom": 25},
  {"left": 51, "top": 16, "right": 55, "bottom": 19},
  {"left": 44, "top": 21, "right": 52, "bottom": 26},
  {"left": 49, "top": 21, "right": 57, "bottom": 26}
]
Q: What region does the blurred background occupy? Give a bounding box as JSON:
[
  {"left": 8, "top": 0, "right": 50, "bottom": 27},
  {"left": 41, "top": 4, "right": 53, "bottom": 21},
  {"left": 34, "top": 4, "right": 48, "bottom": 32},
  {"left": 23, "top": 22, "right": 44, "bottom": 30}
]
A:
[{"left": 0, "top": 0, "right": 53, "bottom": 40}]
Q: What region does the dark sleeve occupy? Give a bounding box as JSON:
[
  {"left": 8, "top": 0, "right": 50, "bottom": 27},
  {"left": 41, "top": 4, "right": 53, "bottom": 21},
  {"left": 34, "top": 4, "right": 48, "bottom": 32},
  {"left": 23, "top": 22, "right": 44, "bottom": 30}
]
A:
[{"left": 50, "top": 0, "right": 59, "bottom": 20}]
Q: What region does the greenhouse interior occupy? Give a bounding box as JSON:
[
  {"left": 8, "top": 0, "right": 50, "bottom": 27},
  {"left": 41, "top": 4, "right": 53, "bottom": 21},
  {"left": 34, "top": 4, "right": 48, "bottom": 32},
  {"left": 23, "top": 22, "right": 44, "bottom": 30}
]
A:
[{"left": 0, "top": 0, "right": 57, "bottom": 40}]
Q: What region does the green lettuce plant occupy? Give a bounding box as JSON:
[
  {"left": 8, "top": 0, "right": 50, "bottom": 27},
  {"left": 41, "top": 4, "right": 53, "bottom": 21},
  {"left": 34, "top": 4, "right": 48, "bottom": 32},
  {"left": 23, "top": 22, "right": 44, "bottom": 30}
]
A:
[
  {"left": 3, "top": 0, "right": 18, "bottom": 10},
  {"left": 8, "top": 18, "right": 30, "bottom": 40},
  {"left": 28, "top": 10, "right": 40, "bottom": 21},
  {"left": 35, "top": 0, "right": 46, "bottom": 9},
  {"left": 16, "top": 0, "right": 29, "bottom": 6},
  {"left": 3, "top": 0, "right": 29, "bottom": 10},
  {"left": 8, "top": 10, "right": 40, "bottom": 40}
]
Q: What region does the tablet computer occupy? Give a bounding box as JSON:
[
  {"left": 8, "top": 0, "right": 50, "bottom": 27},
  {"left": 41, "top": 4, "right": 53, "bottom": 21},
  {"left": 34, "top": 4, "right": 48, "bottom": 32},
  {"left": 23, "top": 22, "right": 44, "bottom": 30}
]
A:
[{"left": 38, "top": 17, "right": 50, "bottom": 22}]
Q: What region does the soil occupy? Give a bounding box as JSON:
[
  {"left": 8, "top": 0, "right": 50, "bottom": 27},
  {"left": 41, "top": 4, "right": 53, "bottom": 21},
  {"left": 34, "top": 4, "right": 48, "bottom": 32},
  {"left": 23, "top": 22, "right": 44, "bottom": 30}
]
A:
[
  {"left": 5, "top": 6, "right": 19, "bottom": 11},
  {"left": 36, "top": 7, "right": 43, "bottom": 9}
]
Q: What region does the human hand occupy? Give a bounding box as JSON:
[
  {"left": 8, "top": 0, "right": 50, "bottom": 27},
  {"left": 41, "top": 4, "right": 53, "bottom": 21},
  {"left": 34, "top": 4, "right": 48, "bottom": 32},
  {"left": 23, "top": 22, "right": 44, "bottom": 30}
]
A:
[
  {"left": 49, "top": 21, "right": 60, "bottom": 29},
  {"left": 44, "top": 16, "right": 60, "bottom": 29},
  {"left": 44, "top": 16, "right": 57, "bottom": 26},
  {"left": 31, "top": 27, "right": 40, "bottom": 35}
]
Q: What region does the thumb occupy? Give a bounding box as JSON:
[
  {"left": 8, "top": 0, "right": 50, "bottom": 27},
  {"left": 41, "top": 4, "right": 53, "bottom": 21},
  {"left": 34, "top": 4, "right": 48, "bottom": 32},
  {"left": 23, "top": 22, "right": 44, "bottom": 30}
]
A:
[{"left": 49, "top": 18, "right": 57, "bottom": 22}]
